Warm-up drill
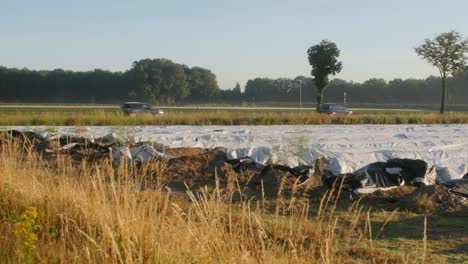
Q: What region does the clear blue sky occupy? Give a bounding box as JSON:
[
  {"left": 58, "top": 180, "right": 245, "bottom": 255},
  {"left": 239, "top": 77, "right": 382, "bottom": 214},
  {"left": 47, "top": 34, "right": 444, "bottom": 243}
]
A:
[{"left": 1, "top": 0, "right": 467, "bottom": 89}]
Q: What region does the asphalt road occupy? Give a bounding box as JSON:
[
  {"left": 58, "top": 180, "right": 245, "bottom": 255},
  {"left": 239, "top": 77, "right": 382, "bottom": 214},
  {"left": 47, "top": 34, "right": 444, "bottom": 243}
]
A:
[{"left": 0, "top": 104, "right": 426, "bottom": 112}]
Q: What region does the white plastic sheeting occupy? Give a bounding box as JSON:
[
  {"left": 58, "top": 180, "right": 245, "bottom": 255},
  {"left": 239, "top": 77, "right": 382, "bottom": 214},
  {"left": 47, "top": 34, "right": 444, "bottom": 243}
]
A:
[
  {"left": 5, "top": 125, "right": 468, "bottom": 178},
  {"left": 131, "top": 144, "right": 174, "bottom": 163},
  {"left": 112, "top": 144, "right": 174, "bottom": 167},
  {"left": 113, "top": 146, "right": 132, "bottom": 168}
]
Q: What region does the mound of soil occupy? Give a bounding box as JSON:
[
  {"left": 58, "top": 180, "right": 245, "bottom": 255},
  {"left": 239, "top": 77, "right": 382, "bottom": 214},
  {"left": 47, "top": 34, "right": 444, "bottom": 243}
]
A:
[
  {"left": 398, "top": 185, "right": 467, "bottom": 214},
  {"left": 164, "top": 147, "right": 208, "bottom": 157},
  {"left": 364, "top": 185, "right": 467, "bottom": 214},
  {"left": 164, "top": 147, "right": 231, "bottom": 188}
]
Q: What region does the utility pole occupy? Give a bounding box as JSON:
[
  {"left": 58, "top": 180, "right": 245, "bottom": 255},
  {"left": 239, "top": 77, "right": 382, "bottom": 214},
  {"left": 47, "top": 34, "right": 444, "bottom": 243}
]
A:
[
  {"left": 344, "top": 92, "right": 347, "bottom": 105},
  {"left": 299, "top": 79, "right": 302, "bottom": 114}
]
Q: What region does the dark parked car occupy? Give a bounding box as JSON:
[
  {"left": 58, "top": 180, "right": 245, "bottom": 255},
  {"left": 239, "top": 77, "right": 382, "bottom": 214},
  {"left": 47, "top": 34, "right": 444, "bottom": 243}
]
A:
[
  {"left": 318, "top": 103, "right": 352, "bottom": 115},
  {"left": 120, "top": 102, "right": 164, "bottom": 115}
]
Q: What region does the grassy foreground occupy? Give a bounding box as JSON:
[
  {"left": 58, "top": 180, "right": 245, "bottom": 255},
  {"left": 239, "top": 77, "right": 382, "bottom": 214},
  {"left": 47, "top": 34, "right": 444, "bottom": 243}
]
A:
[
  {"left": 0, "top": 140, "right": 466, "bottom": 263},
  {"left": 0, "top": 111, "right": 467, "bottom": 126}
]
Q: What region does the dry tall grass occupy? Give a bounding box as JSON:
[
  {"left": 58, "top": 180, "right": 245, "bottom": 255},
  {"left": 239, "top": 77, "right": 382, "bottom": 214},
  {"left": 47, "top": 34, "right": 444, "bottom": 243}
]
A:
[
  {"left": 0, "top": 111, "right": 467, "bottom": 126},
  {"left": 0, "top": 139, "right": 438, "bottom": 263}
]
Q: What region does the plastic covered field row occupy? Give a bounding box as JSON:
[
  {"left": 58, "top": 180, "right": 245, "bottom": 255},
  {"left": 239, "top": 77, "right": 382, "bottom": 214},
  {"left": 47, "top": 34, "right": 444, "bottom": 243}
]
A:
[{"left": 3, "top": 124, "right": 467, "bottom": 177}]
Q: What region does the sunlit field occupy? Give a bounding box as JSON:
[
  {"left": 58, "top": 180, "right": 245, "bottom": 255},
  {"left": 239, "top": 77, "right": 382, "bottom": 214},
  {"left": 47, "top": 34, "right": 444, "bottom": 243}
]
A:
[
  {"left": 2, "top": 1, "right": 468, "bottom": 262},
  {"left": 0, "top": 136, "right": 466, "bottom": 263},
  {"left": 0, "top": 105, "right": 467, "bottom": 126}
]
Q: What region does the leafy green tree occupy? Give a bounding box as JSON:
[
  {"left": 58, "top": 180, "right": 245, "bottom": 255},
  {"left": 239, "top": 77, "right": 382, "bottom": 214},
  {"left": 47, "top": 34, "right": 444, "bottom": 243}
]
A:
[
  {"left": 415, "top": 31, "right": 468, "bottom": 113},
  {"left": 186, "top": 67, "right": 220, "bottom": 102},
  {"left": 244, "top": 78, "right": 277, "bottom": 102},
  {"left": 233, "top": 82, "right": 241, "bottom": 93},
  {"left": 130, "top": 59, "right": 189, "bottom": 104},
  {"left": 307, "top": 40, "right": 342, "bottom": 110},
  {"left": 231, "top": 82, "right": 243, "bottom": 102},
  {"left": 218, "top": 82, "right": 243, "bottom": 104}
]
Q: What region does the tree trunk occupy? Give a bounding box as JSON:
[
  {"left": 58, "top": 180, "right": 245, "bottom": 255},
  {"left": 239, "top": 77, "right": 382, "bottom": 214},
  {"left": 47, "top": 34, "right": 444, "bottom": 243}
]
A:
[
  {"left": 440, "top": 76, "right": 446, "bottom": 114},
  {"left": 314, "top": 76, "right": 328, "bottom": 111},
  {"left": 316, "top": 92, "right": 323, "bottom": 111}
]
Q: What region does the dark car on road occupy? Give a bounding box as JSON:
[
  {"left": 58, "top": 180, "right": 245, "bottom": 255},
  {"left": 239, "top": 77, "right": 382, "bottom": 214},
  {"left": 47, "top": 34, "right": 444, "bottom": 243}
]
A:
[
  {"left": 318, "top": 103, "right": 352, "bottom": 115},
  {"left": 120, "top": 102, "right": 164, "bottom": 115}
]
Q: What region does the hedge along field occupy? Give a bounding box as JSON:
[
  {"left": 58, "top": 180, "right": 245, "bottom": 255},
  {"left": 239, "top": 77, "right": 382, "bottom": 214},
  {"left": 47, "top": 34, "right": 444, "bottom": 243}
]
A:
[{"left": 0, "top": 109, "right": 467, "bottom": 126}]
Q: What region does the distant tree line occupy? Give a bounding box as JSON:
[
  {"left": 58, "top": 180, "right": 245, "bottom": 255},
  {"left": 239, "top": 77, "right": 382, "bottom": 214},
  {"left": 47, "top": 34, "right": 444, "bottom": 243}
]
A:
[
  {"left": 0, "top": 59, "right": 222, "bottom": 104},
  {"left": 1, "top": 58, "right": 467, "bottom": 105},
  {"left": 239, "top": 72, "right": 468, "bottom": 105},
  {"left": 0, "top": 67, "right": 130, "bottom": 103}
]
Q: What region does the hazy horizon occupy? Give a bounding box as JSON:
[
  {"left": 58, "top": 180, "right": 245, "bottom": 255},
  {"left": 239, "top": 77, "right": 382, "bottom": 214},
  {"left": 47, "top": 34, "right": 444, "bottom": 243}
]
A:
[{"left": 1, "top": 0, "right": 467, "bottom": 89}]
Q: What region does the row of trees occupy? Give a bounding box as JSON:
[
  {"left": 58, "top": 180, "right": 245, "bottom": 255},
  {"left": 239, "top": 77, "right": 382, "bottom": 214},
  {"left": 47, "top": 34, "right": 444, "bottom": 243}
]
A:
[
  {"left": 0, "top": 68, "right": 130, "bottom": 103},
  {"left": 0, "top": 59, "right": 221, "bottom": 104},
  {"left": 306, "top": 31, "right": 468, "bottom": 112},
  {"left": 239, "top": 73, "right": 468, "bottom": 105},
  {"left": 1, "top": 63, "right": 468, "bottom": 105}
]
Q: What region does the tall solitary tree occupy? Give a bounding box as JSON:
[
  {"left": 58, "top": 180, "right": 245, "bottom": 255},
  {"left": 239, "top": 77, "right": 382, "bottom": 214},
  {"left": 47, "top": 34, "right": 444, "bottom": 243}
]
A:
[
  {"left": 415, "top": 31, "right": 468, "bottom": 113},
  {"left": 307, "top": 40, "right": 342, "bottom": 110}
]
